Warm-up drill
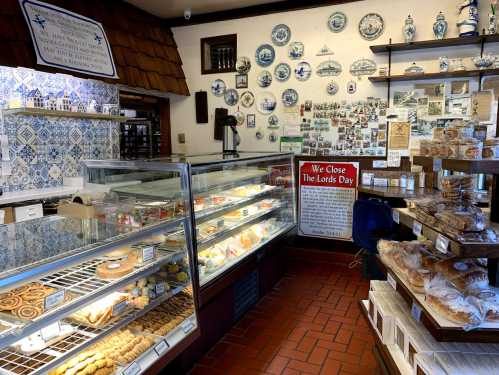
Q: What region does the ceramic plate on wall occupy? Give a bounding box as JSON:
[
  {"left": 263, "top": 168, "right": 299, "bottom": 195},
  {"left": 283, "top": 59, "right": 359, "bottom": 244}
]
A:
[
  {"left": 316, "top": 60, "right": 342, "bottom": 77},
  {"left": 256, "top": 128, "right": 264, "bottom": 140},
  {"left": 240, "top": 91, "right": 255, "bottom": 108},
  {"left": 257, "top": 70, "right": 273, "bottom": 87},
  {"left": 274, "top": 63, "right": 291, "bottom": 81},
  {"left": 295, "top": 62, "right": 312, "bottom": 81},
  {"left": 269, "top": 132, "right": 278, "bottom": 143},
  {"left": 234, "top": 111, "right": 245, "bottom": 125},
  {"left": 288, "top": 42, "right": 304, "bottom": 60},
  {"left": 271, "top": 24, "right": 291, "bottom": 46},
  {"left": 359, "top": 13, "right": 384, "bottom": 40},
  {"left": 224, "top": 88, "right": 239, "bottom": 106},
  {"left": 350, "top": 59, "right": 377, "bottom": 77},
  {"left": 235, "top": 57, "right": 251, "bottom": 74},
  {"left": 347, "top": 80, "right": 357, "bottom": 94},
  {"left": 326, "top": 81, "right": 339, "bottom": 95},
  {"left": 282, "top": 89, "right": 299, "bottom": 107},
  {"left": 328, "top": 12, "right": 347, "bottom": 32},
  {"left": 268, "top": 114, "right": 279, "bottom": 128},
  {"left": 256, "top": 92, "right": 277, "bottom": 114},
  {"left": 255, "top": 44, "right": 275, "bottom": 67},
  {"left": 211, "top": 79, "right": 226, "bottom": 96}
]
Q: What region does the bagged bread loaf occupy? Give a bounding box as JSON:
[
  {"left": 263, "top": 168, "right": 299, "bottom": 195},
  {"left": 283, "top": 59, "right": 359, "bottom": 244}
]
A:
[{"left": 434, "top": 258, "right": 488, "bottom": 292}]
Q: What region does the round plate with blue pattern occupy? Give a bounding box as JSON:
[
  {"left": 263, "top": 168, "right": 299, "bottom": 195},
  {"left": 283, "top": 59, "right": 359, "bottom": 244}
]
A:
[
  {"left": 255, "top": 44, "right": 275, "bottom": 67},
  {"left": 271, "top": 24, "right": 291, "bottom": 46},
  {"left": 274, "top": 63, "right": 291, "bottom": 81},
  {"left": 328, "top": 12, "right": 347, "bottom": 32},
  {"left": 256, "top": 92, "right": 277, "bottom": 114},
  {"left": 224, "top": 89, "right": 239, "bottom": 106},
  {"left": 268, "top": 114, "right": 279, "bottom": 128},
  {"left": 288, "top": 42, "right": 304, "bottom": 60},
  {"left": 257, "top": 70, "right": 273, "bottom": 87},
  {"left": 282, "top": 89, "right": 299, "bottom": 107},
  {"left": 211, "top": 79, "right": 226, "bottom": 96},
  {"left": 326, "top": 81, "right": 339, "bottom": 95},
  {"left": 294, "top": 61, "right": 312, "bottom": 81},
  {"left": 358, "top": 13, "right": 384, "bottom": 41}
]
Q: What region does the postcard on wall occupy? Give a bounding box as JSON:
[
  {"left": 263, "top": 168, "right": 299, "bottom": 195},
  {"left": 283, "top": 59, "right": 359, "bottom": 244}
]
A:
[
  {"left": 415, "top": 83, "right": 445, "bottom": 99},
  {"left": 428, "top": 100, "right": 444, "bottom": 116},
  {"left": 388, "top": 122, "right": 410, "bottom": 150},
  {"left": 483, "top": 77, "right": 499, "bottom": 99},
  {"left": 393, "top": 91, "right": 418, "bottom": 107},
  {"left": 472, "top": 90, "right": 493, "bottom": 122},
  {"left": 451, "top": 80, "right": 470, "bottom": 96}
]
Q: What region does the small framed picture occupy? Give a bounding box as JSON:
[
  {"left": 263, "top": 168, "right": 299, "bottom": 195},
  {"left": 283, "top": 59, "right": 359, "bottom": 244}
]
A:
[
  {"left": 236, "top": 74, "right": 248, "bottom": 89},
  {"left": 247, "top": 114, "right": 256, "bottom": 128}
]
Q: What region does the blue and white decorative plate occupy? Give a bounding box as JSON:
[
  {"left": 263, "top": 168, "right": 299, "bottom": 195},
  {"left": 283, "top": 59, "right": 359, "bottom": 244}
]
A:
[
  {"left": 282, "top": 89, "right": 299, "bottom": 107},
  {"left": 347, "top": 80, "right": 357, "bottom": 94},
  {"left": 256, "top": 92, "right": 277, "bottom": 114},
  {"left": 288, "top": 42, "right": 304, "bottom": 60},
  {"left": 257, "top": 70, "right": 273, "bottom": 87},
  {"left": 274, "top": 63, "right": 291, "bottom": 81},
  {"left": 328, "top": 12, "right": 347, "bottom": 32},
  {"left": 326, "top": 81, "right": 339, "bottom": 95},
  {"left": 234, "top": 111, "right": 245, "bottom": 125},
  {"left": 359, "top": 13, "right": 384, "bottom": 40},
  {"left": 268, "top": 115, "right": 279, "bottom": 128},
  {"left": 255, "top": 44, "right": 275, "bottom": 67},
  {"left": 271, "top": 24, "right": 291, "bottom": 46},
  {"left": 240, "top": 91, "right": 255, "bottom": 108},
  {"left": 211, "top": 79, "right": 226, "bottom": 96},
  {"left": 269, "top": 132, "right": 278, "bottom": 143},
  {"left": 316, "top": 60, "right": 342, "bottom": 77},
  {"left": 235, "top": 57, "right": 251, "bottom": 74},
  {"left": 350, "top": 59, "right": 377, "bottom": 77},
  {"left": 294, "top": 62, "right": 312, "bottom": 81},
  {"left": 224, "top": 89, "right": 239, "bottom": 106}
]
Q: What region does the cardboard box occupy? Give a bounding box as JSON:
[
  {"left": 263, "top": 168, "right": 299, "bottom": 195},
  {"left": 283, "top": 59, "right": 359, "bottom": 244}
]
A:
[{"left": 58, "top": 202, "right": 96, "bottom": 219}]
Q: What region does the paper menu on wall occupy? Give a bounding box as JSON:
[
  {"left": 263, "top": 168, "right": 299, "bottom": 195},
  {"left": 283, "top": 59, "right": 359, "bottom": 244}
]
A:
[
  {"left": 388, "top": 122, "right": 410, "bottom": 150},
  {"left": 387, "top": 150, "right": 402, "bottom": 167}
]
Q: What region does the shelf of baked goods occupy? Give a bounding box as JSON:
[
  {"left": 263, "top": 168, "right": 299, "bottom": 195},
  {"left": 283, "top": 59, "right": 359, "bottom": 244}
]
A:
[
  {"left": 377, "top": 239, "right": 499, "bottom": 342},
  {"left": 0, "top": 279, "right": 196, "bottom": 375},
  {"left": 413, "top": 156, "right": 499, "bottom": 175},
  {"left": 364, "top": 280, "right": 499, "bottom": 374},
  {"left": 3, "top": 108, "right": 126, "bottom": 122},
  {"left": 0, "top": 230, "right": 189, "bottom": 349},
  {"left": 369, "top": 68, "right": 499, "bottom": 83},
  {"left": 394, "top": 207, "right": 499, "bottom": 258}
]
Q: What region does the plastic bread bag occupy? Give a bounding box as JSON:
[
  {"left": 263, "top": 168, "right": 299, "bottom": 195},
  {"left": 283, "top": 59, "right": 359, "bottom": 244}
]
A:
[
  {"left": 466, "top": 289, "right": 499, "bottom": 322},
  {"left": 424, "top": 273, "right": 484, "bottom": 329},
  {"left": 435, "top": 210, "right": 486, "bottom": 232},
  {"left": 440, "top": 174, "right": 473, "bottom": 191}
]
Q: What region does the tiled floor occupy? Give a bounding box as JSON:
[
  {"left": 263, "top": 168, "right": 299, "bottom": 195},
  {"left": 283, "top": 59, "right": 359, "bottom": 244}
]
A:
[{"left": 190, "top": 259, "right": 380, "bottom": 375}]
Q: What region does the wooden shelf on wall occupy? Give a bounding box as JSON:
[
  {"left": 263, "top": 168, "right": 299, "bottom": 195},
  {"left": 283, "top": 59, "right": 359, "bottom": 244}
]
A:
[
  {"left": 370, "top": 34, "right": 499, "bottom": 53},
  {"left": 369, "top": 68, "right": 499, "bottom": 83},
  {"left": 413, "top": 156, "right": 499, "bottom": 175},
  {"left": 3, "top": 108, "right": 126, "bottom": 121}
]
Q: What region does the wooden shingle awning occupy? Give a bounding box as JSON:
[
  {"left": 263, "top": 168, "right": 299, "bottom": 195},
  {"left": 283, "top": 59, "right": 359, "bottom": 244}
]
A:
[{"left": 0, "top": 0, "right": 189, "bottom": 96}]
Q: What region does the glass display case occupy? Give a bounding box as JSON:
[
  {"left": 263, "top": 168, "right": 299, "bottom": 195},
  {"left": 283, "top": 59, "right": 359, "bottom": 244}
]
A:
[
  {"left": 89, "top": 152, "right": 297, "bottom": 289},
  {"left": 0, "top": 162, "right": 198, "bottom": 375}
]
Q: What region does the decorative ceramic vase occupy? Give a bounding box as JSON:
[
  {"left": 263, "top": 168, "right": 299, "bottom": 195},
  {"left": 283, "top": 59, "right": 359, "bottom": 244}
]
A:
[
  {"left": 457, "top": 0, "right": 479, "bottom": 37},
  {"left": 489, "top": 13, "right": 497, "bottom": 35},
  {"left": 439, "top": 56, "right": 450, "bottom": 72},
  {"left": 403, "top": 15, "right": 416, "bottom": 42},
  {"left": 433, "top": 12, "right": 448, "bottom": 39}
]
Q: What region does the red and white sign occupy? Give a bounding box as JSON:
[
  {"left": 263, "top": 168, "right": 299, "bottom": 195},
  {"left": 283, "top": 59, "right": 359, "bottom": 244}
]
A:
[{"left": 298, "top": 161, "right": 359, "bottom": 241}]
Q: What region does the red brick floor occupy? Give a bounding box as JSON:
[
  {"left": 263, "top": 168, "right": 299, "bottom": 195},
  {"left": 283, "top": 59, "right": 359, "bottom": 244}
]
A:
[{"left": 190, "top": 259, "right": 380, "bottom": 375}]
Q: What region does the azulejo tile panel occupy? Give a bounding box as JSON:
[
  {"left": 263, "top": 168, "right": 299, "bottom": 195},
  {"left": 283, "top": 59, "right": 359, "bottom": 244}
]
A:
[{"left": 0, "top": 66, "right": 120, "bottom": 192}]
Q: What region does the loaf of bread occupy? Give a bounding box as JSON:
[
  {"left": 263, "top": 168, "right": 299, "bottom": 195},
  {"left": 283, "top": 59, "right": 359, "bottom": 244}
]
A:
[
  {"left": 426, "top": 291, "right": 482, "bottom": 325},
  {"left": 408, "top": 268, "right": 432, "bottom": 294}
]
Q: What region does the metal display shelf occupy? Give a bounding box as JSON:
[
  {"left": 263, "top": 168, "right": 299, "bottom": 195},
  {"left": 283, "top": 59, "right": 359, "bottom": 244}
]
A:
[
  {"left": 0, "top": 283, "right": 192, "bottom": 375},
  {"left": 413, "top": 156, "right": 499, "bottom": 175},
  {"left": 376, "top": 258, "right": 499, "bottom": 343},
  {"left": 3, "top": 108, "right": 126, "bottom": 121},
  {"left": 368, "top": 68, "right": 499, "bottom": 83},
  {"left": 0, "top": 248, "right": 185, "bottom": 349},
  {"left": 359, "top": 300, "right": 410, "bottom": 375},
  {"left": 0, "top": 216, "right": 185, "bottom": 292},
  {"left": 394, "top": 208, "right": 499, "bottom": 258}
]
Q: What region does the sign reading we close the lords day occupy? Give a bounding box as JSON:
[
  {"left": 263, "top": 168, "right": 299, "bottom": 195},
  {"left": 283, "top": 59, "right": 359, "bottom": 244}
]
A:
[
  {"left": 19, "top": 0, "right": 118, "bottom": 78},
  {"left": 298, "top": 161, "right": 359, "bottom": 241}
]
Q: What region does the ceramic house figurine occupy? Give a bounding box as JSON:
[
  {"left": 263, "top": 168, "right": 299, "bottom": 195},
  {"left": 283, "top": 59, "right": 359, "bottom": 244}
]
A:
[
  {"left": 45, "top": 92, "right": 57, "bottom": 111},
  {"left": 403, "top": 15, "right": 416, "bottom": 42},
  {"left": 25, "top": 89, "right": 44, "bottom": 109},
  {"left": 433, "top": 12, "right": 448, "bottom": 39},
  {"left": 56, "top": 91, "right": 71, "bottom": 112},
  {"left": 457, "top": 0, "right": 479, "bottom": 37}
]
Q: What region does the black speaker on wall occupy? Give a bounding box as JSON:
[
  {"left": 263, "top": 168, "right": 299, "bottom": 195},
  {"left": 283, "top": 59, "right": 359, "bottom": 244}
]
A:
[
  {"left": 214, "top": 107, "right": 228, "bottom": 141},
  {"left": 195, "top": 91, "right": 208, "bottom": 124}
]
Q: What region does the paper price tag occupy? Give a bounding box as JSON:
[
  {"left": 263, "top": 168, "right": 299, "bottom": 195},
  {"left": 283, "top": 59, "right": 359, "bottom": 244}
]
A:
[
  {"left": 217, "top": 219, "right": 224, "bottom": 229},
  {"left": 436, "top": 234, "right": 449, "bottom": 254},
  {"left": 154, "top": 340, "right": 169, "bottom": 356},
  {"left": 373, "top": 160, "right": 387, "bottom": 169},
  {"left": 142, "top": 246, "right": 155, "bottom": 263},
  {"left": 155, "top": 282, "right": 166, "bottom": 296},
  {"left": 41, "top": 322, "right": 61, "bottom": 341},
  {"left": 44, "top": 290, "right": 65, "bottom": 311},
  {"left": 411, "top": 302, "right": 422, "bottom": 322},
  {"left": 112, "top": 300, "right": 128, "bottom": 317},
  {"left": 392, "top": 210, "right": 400, "bottom": 224},
  {"left": 182, "top": 321, "right": 194, "bottom": 334},
  {"left": 412, "top": 221, "right": 422, "bottom": 237},
  {"left": 387, "top": 273, "right": 397, "bottom": 290},
  {"left": 122, "top": 361, "right": 141, "bottom": 375}
]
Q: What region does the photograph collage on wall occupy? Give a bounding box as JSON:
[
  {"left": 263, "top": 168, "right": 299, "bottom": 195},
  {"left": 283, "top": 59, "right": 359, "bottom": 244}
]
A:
[{"left": 299, "top": 97, "right": 387, "bottom": 156}]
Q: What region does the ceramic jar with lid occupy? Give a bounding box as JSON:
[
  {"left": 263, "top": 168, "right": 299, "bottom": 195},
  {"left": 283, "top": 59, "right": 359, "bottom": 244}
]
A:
[
  {"left": 403, "top": 15, "right": 416, "bottom": 42},
  {"left": 483, "top": 138, "right": 499, "bottom": 159},
  {"left": 433, "top": 12, "right": 448, "bottom": 39}
]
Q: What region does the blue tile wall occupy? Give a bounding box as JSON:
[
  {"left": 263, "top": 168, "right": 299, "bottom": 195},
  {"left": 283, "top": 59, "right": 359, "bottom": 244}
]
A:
[{"left": 0, "top": 67, "right": 120, "bottom": 192}]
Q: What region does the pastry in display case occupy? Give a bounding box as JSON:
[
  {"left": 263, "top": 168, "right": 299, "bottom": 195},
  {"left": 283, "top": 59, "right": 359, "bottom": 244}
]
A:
[{"left": 0, "top": 161, "right": 199, "bottom": 375}]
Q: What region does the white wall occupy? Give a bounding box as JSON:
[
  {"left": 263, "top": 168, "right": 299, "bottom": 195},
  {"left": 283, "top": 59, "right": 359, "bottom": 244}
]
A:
[{"left": 170, "top": 0, "right": 498, "bottom": 154}]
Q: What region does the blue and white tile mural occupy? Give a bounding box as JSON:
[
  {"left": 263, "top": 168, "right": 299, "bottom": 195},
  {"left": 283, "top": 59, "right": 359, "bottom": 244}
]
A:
[{"left": 0, "top": 66, "right": 120, "bottom": 192}]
